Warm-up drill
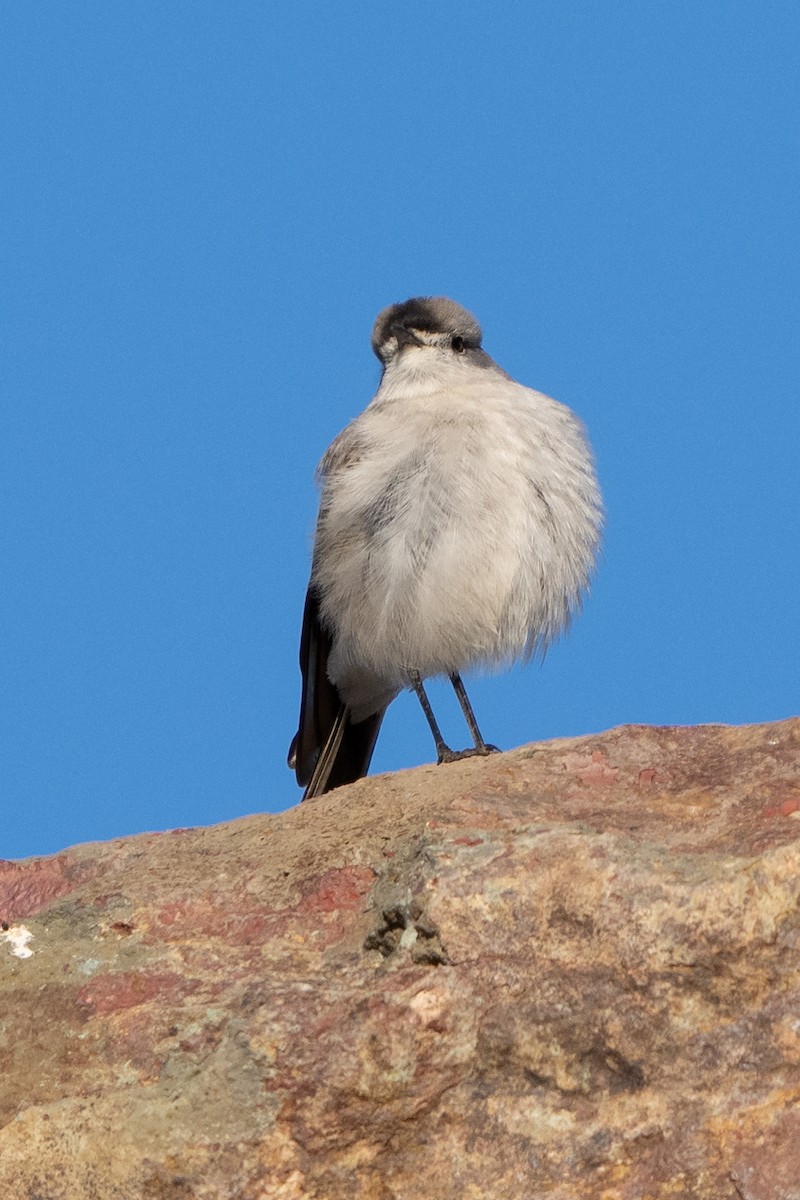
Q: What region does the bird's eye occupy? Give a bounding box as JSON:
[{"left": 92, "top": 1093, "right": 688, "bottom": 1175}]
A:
[{"left": 451, "top": 335, "right": 465, "bottom": 353}]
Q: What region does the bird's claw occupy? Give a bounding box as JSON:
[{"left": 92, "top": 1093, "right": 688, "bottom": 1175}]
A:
[{"left": 436, "top": 744, "right": 501, "bottom": 765}]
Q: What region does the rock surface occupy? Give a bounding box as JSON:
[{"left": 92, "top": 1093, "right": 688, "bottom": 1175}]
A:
[{"left": 2, "top": 719, "right": 800, "bottom": 1199}]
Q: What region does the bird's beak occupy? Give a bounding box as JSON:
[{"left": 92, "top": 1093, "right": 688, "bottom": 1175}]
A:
[{"left": 391, "top": 323, "right": 422, "bottom": 349}]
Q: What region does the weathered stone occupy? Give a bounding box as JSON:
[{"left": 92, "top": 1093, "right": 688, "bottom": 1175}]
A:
[{"left": 1, "top": 719, "right": 799, "bottom": 1198}]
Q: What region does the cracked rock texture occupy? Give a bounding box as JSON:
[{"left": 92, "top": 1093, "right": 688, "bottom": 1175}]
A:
[{"left": 2, "top": 719, "right": 800, "bottom": 1199}]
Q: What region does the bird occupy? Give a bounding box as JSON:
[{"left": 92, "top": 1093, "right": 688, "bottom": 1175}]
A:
[{"left": 288, "top": 296, "right": 602, "bottom": 800}]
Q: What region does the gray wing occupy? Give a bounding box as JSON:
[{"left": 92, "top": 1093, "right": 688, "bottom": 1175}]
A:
[{"left": 288, "top": 420, "right": 385, "bottom": 799}]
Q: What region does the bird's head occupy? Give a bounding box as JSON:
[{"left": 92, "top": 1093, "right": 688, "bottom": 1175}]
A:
[{"left": 371, "top": 297, "right": 483, "bottom": 367}]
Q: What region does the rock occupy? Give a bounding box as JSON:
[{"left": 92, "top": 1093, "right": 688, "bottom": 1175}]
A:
[{"left": 1, "top": 719, "right": 800, "bottom": 1199}]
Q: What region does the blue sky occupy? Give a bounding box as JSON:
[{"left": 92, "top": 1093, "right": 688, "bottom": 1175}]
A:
[{"left": 3, "top": 3, "right": 798, "bottom": 859}]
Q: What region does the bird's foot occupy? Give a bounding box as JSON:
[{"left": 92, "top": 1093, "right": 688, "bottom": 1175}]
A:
[{"left": 436, "top": 744, "right": 501, "bottom": 765}]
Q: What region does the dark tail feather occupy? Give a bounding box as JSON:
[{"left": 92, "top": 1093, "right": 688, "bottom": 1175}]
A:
[
  {"left": 288, "top": 587, "right": 385, "bottom": 799},
  {"left": 300, "top": 704, "right": 385, "bottom": 800}
]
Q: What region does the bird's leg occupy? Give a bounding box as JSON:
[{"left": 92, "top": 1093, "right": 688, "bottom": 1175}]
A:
[
  {"left": 449, "top": 673, "right": 500, "bottom": 756},
  {"left": 408, "top": 670, "right": 460, "bottom": 764},
  {"left": 409, "top": 670, "right": 500, "bottom": 765}
]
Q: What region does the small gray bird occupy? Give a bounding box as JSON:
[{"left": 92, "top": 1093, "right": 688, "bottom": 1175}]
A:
[{"left": 289, "top": 297, "right": 602, "bottom": 799}]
